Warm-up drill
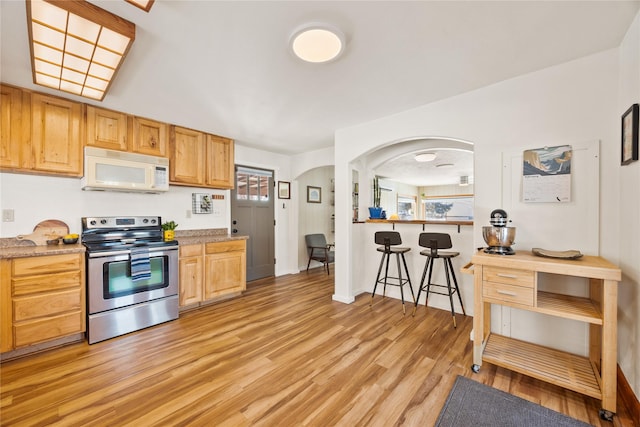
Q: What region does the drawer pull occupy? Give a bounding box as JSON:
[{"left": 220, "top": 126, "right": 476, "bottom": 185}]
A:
[
  {"left": 497, "top": 290, "right": 517, "bottom": 296},
  {"left": 496, "top": 273, "right": 518, "bottom": 279}
]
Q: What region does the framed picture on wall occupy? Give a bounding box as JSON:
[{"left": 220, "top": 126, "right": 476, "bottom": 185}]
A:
[
  {"left": 278, "top": 181, "right": 290, "bottom": 199},
  {"left": 621, "top": 103, "right": 639, "bottom": 165},
  {"left": 307, "top": 186, "right": 321, "bottom": 203}
]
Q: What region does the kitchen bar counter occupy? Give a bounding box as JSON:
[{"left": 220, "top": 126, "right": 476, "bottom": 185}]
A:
[{"left": 365, "top": 219, "right": 473, "bottom": 225}]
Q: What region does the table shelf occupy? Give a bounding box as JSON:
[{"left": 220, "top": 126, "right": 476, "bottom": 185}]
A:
[{"left": 483, "top": 333, "right": 602, "bottom": 400}]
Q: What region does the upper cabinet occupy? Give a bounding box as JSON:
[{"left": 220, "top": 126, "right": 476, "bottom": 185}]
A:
[
  {"left": 0, "top": 85, "right": 29, "bottom": 170},
  {"left": 169, "top": 129, "right": 235, "bottom": 189},
  {"left": 206, "top": 134, "right": 234, "bottom": 189},
  {"left": 130, "top": 116, "right": 167, "bottom": 157},
  {"left": 169, "top": 125, "right": 206, "bottom": 186},
  {"left": 31, "top": 93, "right": 83, "bottom": 176},
  {"left": 2, "top": 84, "right": 234, "bottom": 187},
  {"left": 86, "top": 106, "right": 128, "bottom": 151}
]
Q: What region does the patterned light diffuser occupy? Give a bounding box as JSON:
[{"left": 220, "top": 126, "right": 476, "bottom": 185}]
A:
[{"left": 26, "top": 0, "right": 136, "bottom": 101}]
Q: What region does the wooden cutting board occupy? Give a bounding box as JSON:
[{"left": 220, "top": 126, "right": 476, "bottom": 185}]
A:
[{"left": 17, "top": 220, "right": 70, "bottom": 246}]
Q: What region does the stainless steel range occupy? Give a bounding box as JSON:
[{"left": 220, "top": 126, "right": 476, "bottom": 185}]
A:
[{"left": 82, "top": 216, "right": 179, "bottom": 344}]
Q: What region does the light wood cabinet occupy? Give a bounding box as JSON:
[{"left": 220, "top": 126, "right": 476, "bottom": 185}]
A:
[
  {"left": 469, "top": 251, "right": 621, "bottom": 419},
  {"left": 169, "top": 130, "right": 235, "bottom": 189},
  {"left": 204, "top": 240, "right": 246, "bottom": 299},
  {"left": 129, "top": 116, "right": 167, "bottom": 157},
  {"left": 0, "top": 84, "right": 30, "bottom": 170},
  {"left": 179, "top": 244, "right": 204, "bottom": 306},
  {"left": 1, "top": 253, "right": 86, "bottom": 352},
  {"left": 206, "top": 134, "right": 235, "bottom": 189},
  {"left": 178, "top": 240, "right": 246, "bottom": 308},
  {"left": 169, "top": 126, "right": 206, "bottom": 186},
  {"left": 31, "top": 93, "right": 84, "bottom": 176},
  {"left": 86, "top": 105, "right": 128, "bottom": 151}
]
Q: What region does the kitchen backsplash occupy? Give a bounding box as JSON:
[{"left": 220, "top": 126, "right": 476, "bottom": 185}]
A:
[{"left": 0, "top": 172, "right": 230, "bottom": 238}]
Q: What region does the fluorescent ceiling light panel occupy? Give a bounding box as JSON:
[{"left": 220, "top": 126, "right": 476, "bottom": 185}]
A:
[
  {"left": 291, "top": 24, "right": 345, "bottom": 63},
  {"left": 125, "top": 0, "right": 155, "bottom": 12},
  {"left": 26, "top": 0, "right": 136, "bottom": 101}
]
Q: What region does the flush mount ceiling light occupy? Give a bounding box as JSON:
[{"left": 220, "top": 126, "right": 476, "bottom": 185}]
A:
[
  {"left": 290, "top": 24, "right": 345, "bottom": 63},
  {"left": 125, "top": 0, "right": 154, "bottom": 12},
  {"left": 415, "top": 152, "right": 437, "bottom": 162},
  {"left": 26, "top": 0, "right": 136, "bottom": 101}
]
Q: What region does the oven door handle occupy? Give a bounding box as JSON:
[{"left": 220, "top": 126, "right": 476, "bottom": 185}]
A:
[{"left": 87, "top": 245, "right": 179, "bottom": 258}]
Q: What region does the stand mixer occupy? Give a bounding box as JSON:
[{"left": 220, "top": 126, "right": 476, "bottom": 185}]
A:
[{"left": 482, "top": 209, "right": 516, "bottom": 255}]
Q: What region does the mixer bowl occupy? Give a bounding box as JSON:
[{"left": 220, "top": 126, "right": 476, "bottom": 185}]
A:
[{"left": 482, "top": 226, "right": 516, "bottom": 247}]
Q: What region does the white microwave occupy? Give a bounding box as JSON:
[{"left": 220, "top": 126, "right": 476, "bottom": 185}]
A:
[{"left": 81, "top": 147, "right": 169, "bottom": 193}]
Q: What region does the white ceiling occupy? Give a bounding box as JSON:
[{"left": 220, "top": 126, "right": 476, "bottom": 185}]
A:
[{"left": 1, "top": 0, "right": 638, "bottom": 159}]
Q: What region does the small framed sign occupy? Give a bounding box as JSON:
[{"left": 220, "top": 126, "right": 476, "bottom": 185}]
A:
[
  {"left": 278, "top": 181, "right": 290, "bottom": 199},
  {"left": 622, "top": 103, "right": 639, "bottom": 165},
  {"left": 307, "top": 186, "right": 321, "bottom": 203}
]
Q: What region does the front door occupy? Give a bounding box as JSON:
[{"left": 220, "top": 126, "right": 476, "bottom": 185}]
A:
[{"left": 231, "top": 166, "right": 275, "bottom": 282}]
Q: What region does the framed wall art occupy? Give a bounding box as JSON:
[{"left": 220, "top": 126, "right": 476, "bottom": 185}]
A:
[
  {"left": 278, "top": 181, "right": 290, "bottom": 199},
  {"left": 621, "top": 103, "right": 639, "bottom": 165},
  {"left": 307, "top": 186, "right": 321, "bottom": 203}
]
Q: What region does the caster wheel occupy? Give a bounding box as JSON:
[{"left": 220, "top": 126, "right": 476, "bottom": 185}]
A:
[
  {"left": 598, "top": 409, "right": 613, "bottom": 422},
  {"left": 471, "top": 364, "right": 480, "bottom": 373}
]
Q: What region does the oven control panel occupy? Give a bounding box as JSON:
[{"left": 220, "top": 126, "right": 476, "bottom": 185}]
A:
[{"left": 82, "top": 216, "right": 161, "bottom": 230}]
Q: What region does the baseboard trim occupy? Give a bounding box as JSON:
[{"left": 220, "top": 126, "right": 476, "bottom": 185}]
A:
[{"left": 618, "top": 364, "right": 640, "bottom": 422}]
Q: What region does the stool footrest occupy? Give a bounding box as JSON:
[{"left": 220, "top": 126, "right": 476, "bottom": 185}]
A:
[{"left": 376, "top": 277, "right": 411, "bottom": 287}]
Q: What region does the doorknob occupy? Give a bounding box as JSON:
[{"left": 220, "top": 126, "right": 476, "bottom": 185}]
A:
[{"left": 232, "top": 229, "right": 238, "bottom": 233}]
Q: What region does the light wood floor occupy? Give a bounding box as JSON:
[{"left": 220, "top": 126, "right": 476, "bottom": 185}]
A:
[{"left": 1, "top": 268, "right": 636, "bottom": 426}]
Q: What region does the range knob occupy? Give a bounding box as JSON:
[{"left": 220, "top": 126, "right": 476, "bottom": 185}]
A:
[
  {"left": 150, "top": 219, "right": 156, "bottom": 224},
  {"left": 142, "top": 219, "right": 149, "bottom": 224},
  {"left": 90, "top": 220, "right": 96, "bottom": 226},
  {"left": 100, "top": 219, "right": 107, "bottom": 225}
]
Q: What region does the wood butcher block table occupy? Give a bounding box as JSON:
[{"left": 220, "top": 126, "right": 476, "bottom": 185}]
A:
[{"left": 465, "top": 250, "right": 621, "bottom": 421}]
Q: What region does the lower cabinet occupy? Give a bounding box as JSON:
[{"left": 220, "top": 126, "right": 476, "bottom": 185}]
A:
[
  {"left": 179, "top": 240, "right": 246, "bottom": 308},
  {"left": 0, "top": 253, "right": 86, "bottom": 352}
]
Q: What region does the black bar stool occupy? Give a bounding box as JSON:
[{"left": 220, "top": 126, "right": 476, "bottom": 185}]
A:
[
  {"left": 412, "top": 232, "right": 466, "bottom": 327},
  {"left": 370, "top": 231, "right": 415, "bottom": 314}
]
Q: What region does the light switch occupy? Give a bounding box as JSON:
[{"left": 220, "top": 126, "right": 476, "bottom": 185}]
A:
[{"left": 2, "top": 209, "right": 14, "bottom": 222}]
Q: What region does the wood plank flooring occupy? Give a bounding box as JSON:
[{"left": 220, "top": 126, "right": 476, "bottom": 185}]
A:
[{"left": 1, "top": 268, "right": 636, "bottom": 426}]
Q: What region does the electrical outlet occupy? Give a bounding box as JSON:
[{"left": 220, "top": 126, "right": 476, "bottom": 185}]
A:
[
  {"left": 212, "top": 209, "right": 222, "bottom": 217},
  {"left": 2, "top": 209, "right": 14, "bottom": 222},
  {"left": 186, "top": 209, "right": 192, "bottom": 218}
]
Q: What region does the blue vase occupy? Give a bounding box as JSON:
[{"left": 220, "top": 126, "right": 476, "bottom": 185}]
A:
[{"left": 369, "top": 207, "right": 383, "bottom": 219}]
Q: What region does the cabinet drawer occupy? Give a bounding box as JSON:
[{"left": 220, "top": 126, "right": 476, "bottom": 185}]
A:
[
  {"left": 483, "top": 266, "right": 534, "bottom": 288},
  {"left": 13, "top": 254, "right": 81, "bottom": 276},
  {"left": 14, "top": 311, "right": 84, "bottom": 347},
  {"left": 180, "top": 244, "right": 203, "bottom": 257},
  {"left": 205, "top": 240, "right": 245, "bottom": 254},
  {"left": 483, "top": 281, "right": 534, "bottom": 306},
  {"left": 13, "top": 289, "right": 82, "bottom": 321},
  {"left": 13, "top": 270, "right": 81, "bottom": 296}
]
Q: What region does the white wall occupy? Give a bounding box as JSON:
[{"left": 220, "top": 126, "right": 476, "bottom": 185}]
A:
[
  {"left": 334, "top": 47, "right": 626, "bottom": 374},
  {"left": 617, "top": 9, "right": 640, "bottom": 399},
  {"left": 0, "top": 173, "right": 229, "bottom": 236}
]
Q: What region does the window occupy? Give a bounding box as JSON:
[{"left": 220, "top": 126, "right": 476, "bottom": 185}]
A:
[
  {"left": 423, "top": 196, "right": 473, "bottom": 220},
  {"left": 236, "top": 167, "right": 272, "bottom": 201}
]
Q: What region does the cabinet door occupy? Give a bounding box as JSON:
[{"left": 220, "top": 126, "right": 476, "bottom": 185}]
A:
[
  {"left": 86, "top": 106, "right": 128, "bottom": 151},
  {"left": 0, "top": 85, "right": 30, "bottom": 170},
  {"left": 179, "top": 256, "right": 203, "bottom": 306},
  {"left": 31, "top": 93, "right": 83, "bottom": 176},
  {"left": 204, "top": 250, "right": 246, "bottom": 299},
  {"left": 130, "top": 116, "right": 167, "bottom": 157},
  {"left": 170, "top": 126, "right": 205, "bottom": 186},
  {"left": 206, "top": 134, "right": 234, "bottom": 189},
  {"left": 1, "top": 259, "right": 12, "bottom": 352}
]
